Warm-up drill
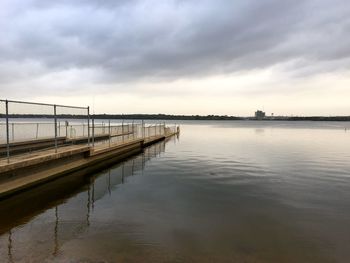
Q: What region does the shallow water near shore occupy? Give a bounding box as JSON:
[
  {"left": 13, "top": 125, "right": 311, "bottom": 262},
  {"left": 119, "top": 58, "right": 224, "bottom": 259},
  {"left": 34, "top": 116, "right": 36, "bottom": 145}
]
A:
[{"left": 1, "top": 121, "right": 350, "bottom": 262}]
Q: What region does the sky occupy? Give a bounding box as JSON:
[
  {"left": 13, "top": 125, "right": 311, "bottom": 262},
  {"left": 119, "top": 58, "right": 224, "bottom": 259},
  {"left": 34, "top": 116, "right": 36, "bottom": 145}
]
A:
[{"left": 0, "top": 0, "right": 350, "bottom": 116}]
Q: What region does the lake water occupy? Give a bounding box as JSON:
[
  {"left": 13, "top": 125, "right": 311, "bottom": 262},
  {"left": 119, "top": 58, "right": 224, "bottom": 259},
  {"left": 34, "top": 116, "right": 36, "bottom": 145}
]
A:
[{"left": 1, "top": 121, "right": 350, "bottom": 262}]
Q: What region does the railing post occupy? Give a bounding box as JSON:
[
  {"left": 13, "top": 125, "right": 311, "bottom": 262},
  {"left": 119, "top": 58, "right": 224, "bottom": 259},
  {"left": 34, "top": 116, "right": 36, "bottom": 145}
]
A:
[
  {"left": 11, "top": 123, "right": 14, "bottom": 141},
  {"left": 122, "top": 120, "right": 124, "bottom": 143},
  {"left": 142, "top": 120, "right": 144, "bottom": 138},
  {"left": 36, "top": 123, "right": 39, "bottom": 139},
  {"left": 54, "top": 105, "right": 58, "bottom": 153},
  {"left": 92, "top": 117, "right": 95, "bottom": 147},
  {"left": 132, "top": 120, "right": 134, "bottom": 140},
  {"left": 87, "top": 106, "right": 90, "bottom": 146},
  {"left": 5, "top": 100, "right": 10, "bottom": 163},
  {"left": 108, "top": 120, "right": 111, "bottom": 147}
]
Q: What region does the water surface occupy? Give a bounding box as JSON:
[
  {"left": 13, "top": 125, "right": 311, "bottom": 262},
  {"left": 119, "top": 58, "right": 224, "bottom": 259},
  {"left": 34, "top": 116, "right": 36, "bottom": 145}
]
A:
[{"left": 1, "top": 121, "right": 350, "bottom": 262}]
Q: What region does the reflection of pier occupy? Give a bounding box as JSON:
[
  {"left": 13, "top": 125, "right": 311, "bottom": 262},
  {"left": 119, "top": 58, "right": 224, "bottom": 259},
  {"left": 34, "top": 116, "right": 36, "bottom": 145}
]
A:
[
  {"left": 0, "top": 140, "right": 170, "bottom": 261},
  {"left": 91, "top": 140, "right": 166, "bottom": 202},
  {"left": 7, "top": 230, "right": 13, "bottom": 263}
]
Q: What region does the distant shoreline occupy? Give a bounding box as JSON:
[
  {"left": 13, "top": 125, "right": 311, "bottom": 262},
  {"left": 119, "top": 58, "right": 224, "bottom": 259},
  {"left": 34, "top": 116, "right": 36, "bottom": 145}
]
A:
[{"left": 1, "top": 114, "right": 350, "bottom": 121}]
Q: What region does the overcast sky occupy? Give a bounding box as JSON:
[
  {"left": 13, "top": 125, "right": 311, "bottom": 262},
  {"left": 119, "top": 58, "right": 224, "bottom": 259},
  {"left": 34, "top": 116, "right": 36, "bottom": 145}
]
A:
[{"left": 1, "top": 0, "right": 350, "bottom": 116}]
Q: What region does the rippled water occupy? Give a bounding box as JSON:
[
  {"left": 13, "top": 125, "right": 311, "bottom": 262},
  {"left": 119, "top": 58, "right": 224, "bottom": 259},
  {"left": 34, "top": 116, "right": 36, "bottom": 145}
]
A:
[{"left": 1, "top": 121, "right": 350, "bottom": 262}]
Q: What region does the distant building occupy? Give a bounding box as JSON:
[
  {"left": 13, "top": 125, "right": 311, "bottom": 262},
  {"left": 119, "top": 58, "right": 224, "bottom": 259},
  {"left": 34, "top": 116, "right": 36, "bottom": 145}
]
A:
[{"left": 255, "top": 110, "right": 266, "bottom": 119}]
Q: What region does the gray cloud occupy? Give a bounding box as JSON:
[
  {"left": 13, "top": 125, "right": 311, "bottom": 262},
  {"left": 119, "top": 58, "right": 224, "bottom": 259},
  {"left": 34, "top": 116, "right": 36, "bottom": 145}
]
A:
[{"left": 0, "top": 0, "right": 350, "bottom": 88}]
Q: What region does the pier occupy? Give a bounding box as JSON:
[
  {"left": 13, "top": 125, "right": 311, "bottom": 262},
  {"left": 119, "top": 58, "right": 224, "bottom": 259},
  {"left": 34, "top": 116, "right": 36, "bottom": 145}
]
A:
[{"left": 0, "top": 99, "right": 179, "bottom": 199}]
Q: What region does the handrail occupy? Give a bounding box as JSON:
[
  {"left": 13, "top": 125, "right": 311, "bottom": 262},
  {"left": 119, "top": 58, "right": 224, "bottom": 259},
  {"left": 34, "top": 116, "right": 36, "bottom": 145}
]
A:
[{"left": 0, "top": 99, "right": 88, "bottom": 110}]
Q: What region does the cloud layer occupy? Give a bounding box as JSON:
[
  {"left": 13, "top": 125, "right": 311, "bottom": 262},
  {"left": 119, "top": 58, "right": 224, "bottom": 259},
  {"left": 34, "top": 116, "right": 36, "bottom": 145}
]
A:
[{"left": 2, "top": 0, "right": 350, "bottom": 79}]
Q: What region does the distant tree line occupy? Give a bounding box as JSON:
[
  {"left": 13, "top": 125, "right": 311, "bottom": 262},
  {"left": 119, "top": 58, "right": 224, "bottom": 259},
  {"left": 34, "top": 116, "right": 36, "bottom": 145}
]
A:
[
  {"left": 0, "top": 113, "right": 244, "bottom": 120},
  {"left": 1, "top": 114, "right": 350, "bottom": 121}
]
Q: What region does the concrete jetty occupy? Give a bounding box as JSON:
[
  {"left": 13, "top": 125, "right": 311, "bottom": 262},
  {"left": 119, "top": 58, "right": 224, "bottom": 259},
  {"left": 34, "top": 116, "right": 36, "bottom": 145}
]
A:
[{"left": 0, "top": 128, "right": 179, "bottom": 199}]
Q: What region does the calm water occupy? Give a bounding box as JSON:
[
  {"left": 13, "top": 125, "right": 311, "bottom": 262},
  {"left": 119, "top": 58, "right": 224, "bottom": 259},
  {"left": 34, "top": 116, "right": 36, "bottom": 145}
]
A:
[{"left": 1, "top": 121, "right": 350, "bottom": 262}]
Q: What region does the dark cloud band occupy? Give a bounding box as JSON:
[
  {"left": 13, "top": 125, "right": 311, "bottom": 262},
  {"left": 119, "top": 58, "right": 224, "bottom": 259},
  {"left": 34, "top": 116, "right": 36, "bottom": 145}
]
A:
[{"left": 0, "top": 0, "right": 349, "bottom": 87}]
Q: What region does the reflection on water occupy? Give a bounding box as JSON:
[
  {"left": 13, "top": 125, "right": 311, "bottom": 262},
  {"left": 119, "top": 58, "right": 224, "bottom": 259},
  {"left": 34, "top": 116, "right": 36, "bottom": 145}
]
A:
[
  {"left": 0, "top": 139, "right": 167, "bottom": 262},
  {"left": 1, "top": 121, "right": 350, "bottom": 262}
]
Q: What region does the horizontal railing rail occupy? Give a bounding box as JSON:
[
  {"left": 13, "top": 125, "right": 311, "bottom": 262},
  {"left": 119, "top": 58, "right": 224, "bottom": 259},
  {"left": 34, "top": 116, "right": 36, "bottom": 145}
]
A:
[{"left": 0, "top": 99, "right": 88, "bottom": 110}]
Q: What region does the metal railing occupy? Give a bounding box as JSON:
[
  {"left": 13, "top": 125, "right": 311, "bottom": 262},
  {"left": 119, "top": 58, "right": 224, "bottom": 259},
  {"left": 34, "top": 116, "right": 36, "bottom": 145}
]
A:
[
  {"left": 0, "top": 99, "right": 90, "bottom": 163},
  {"left": 0, "top": 99, "right": 179, "bottom": 164},
  {"left": 89, "top": 121, "right": 174, "bottom": 148}
]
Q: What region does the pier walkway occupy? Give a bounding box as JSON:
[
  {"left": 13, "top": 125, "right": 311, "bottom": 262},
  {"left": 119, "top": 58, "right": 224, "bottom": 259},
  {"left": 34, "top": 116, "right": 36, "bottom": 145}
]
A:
[
  {"left": 0, "top": 130, "right": 178, "bottom": 199},
  {"left": 0, "top": 99, "right": 180, "bottom": 199}
]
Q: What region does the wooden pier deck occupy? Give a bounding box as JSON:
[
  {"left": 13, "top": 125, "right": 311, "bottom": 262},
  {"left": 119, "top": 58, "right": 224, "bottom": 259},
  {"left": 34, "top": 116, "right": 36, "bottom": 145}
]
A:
[{"left": 0, "top": 130, "right": 179, "bottom": 199}]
